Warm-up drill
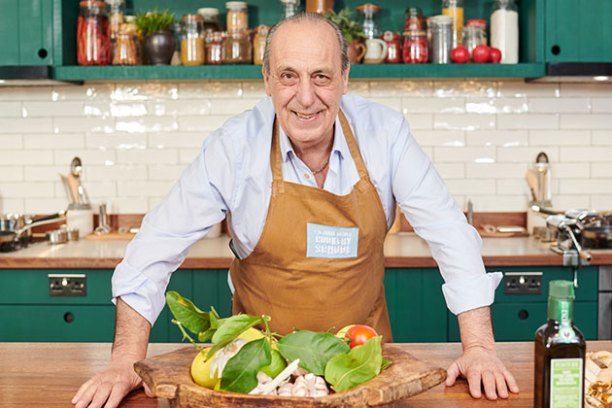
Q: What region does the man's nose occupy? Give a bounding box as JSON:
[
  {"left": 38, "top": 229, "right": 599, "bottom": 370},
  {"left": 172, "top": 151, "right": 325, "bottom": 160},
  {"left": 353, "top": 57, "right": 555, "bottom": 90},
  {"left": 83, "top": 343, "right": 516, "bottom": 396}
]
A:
[{"left": 295, "top": 79, "right": 316, "bottom": 107}]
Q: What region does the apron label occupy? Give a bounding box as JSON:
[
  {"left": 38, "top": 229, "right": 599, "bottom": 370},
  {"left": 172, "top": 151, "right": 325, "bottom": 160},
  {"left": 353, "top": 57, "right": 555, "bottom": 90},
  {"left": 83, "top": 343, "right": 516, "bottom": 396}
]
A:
[{"left": 306, "top": 223, "right": 359, "bottom": 258}]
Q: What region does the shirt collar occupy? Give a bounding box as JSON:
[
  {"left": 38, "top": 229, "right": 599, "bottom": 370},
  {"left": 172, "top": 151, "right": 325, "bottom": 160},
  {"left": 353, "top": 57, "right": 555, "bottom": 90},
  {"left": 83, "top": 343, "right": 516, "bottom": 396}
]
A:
[{"left": 278, "top": 116, "right": 349, "bottom": 163}]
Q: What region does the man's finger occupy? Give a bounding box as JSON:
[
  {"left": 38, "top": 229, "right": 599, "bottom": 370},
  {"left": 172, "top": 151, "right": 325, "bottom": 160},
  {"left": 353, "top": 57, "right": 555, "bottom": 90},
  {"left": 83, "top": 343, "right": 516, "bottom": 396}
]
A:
[
  {"left": 494, "top": 370, "right": 509, "bottom": 399},
  {"left": 481, "top": 370, "right": 497, "bottom": 400},
  {"left": 504, "top": 368, "right": 520, "bottom": 393},
  {"left": 445, "top": 362, "right": 460, "bottom": 386},
  {"left": 103, "top": 382, "right": 131, "bottom": 408},
  {"left": 144, "top": 382, "right": 154, "bottom": 397},
  {"left": 88, "top": 381, "right": 113, "bottom": 408},
  {"left": 466, "top": 370, "right": 483, "bottom": 398}
]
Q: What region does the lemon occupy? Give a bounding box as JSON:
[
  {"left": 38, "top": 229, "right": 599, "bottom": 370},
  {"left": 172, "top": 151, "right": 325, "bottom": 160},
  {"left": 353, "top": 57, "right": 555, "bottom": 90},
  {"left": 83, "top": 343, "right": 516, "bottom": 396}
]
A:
[
  {"left": 191, "top": 348, "right": 219, "bottom": 389},
  {"left": 260, "top": 349, "right": 287, "bottom": 378},
  {"left": 335, "top": 324, "right": 355, "bottom": 339}
]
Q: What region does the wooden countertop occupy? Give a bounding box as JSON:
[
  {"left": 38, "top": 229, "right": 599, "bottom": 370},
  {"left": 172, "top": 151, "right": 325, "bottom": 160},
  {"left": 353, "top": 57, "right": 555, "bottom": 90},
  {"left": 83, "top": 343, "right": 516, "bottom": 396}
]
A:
[
  {"left": 1, "top": 341, "right": 610, "bottom": 408},
  {"left": 1, "top": 233, "right": 611, "bottom": 269}
]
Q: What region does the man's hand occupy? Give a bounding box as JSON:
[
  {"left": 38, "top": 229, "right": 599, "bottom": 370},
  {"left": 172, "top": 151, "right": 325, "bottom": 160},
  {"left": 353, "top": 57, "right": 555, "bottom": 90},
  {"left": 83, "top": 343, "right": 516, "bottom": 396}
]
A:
[
  {"left": 447, "top": 306, "right": 519, "bottom": 400},
  {"left": 446, "top": 345, "right": 519, "bottom": 399},
  {"left": 71, "top": 360, "right": 148, "bottom": 408},
  {"left": 72, "top": 298, "right": 152, "bottom": 408}
]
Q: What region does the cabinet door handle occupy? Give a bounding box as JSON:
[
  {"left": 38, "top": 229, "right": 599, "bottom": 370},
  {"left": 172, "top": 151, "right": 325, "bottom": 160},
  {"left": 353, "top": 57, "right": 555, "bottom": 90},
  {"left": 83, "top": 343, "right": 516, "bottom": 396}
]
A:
[
  {"left": 64, "top": 312, "right": 75, "bottom": 323},
  {"left": 518, "top": 309, "right": 529, "bottom": 320}
]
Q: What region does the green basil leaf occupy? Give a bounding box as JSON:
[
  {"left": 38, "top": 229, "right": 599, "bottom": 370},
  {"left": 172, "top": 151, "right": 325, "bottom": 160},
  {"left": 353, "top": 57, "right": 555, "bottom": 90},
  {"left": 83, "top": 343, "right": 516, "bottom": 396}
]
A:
[
  {"left": 324, "top": 336, "right": 383, "bottom": 392},
  {"left": 277, "top": 330, "right": 350, "bottom": 376},
  {"left": 220, "top": 338, "right": 271, "bottom": 393},
  {"left": 165, "top": 291, "right": 210, "bottom": 335},
  {"left": 207, "top": 314, "right": 263, "bottom": 358}
]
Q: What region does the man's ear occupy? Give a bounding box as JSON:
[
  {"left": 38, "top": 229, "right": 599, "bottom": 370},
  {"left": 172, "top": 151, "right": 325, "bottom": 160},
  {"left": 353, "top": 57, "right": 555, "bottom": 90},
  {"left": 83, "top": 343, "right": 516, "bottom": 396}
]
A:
[
  {"left": 342, "top": 63, "right": 351, "bottom": 94},
  {"left": 262, "top": 66, "right": 272, "bottom": 96}
]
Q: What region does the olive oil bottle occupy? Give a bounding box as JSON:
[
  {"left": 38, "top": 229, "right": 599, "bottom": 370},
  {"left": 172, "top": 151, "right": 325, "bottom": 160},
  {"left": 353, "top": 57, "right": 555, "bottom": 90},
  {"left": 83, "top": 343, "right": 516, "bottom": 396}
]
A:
[{"left": 534, "top": 280, "right": 586, "bottom": 408}]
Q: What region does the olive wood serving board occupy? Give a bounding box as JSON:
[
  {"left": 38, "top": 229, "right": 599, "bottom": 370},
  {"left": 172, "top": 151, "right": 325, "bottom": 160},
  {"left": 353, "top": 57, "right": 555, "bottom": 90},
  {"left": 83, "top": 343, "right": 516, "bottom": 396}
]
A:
[{"left": 134, "top": 344, "right": 447, "bottom": 408}]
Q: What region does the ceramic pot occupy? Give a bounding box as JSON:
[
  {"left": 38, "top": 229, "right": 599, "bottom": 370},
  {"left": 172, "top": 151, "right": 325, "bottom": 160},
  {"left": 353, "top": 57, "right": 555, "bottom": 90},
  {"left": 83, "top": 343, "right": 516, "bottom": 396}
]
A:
[
  {"left": 347, "top": 39, "right": 366, "bottom": 64},
  {"left": 144, "top": 30, "right": 175, "bottom": 65}
]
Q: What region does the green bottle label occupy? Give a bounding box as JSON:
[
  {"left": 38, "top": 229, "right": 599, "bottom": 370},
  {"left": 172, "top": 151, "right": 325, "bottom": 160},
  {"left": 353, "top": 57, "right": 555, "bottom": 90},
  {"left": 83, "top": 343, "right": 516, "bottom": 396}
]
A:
[{"left": 550, "top": 358, "right": 583, "bottom": 408}]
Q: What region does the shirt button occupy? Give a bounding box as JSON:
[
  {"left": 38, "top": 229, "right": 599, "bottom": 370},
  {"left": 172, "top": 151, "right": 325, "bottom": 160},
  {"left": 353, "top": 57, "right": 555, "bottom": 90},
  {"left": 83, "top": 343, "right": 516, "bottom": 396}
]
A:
[{"left": 304, "top": 173, "right": 310, "bottom": 179}]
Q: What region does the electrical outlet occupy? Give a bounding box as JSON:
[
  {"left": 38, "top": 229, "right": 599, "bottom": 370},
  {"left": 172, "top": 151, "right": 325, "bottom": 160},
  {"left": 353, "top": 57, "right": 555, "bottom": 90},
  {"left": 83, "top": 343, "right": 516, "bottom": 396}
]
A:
[
  {"left": 48, "top": 274, "right": 86, "bottom": 297},
  {"left": 503, "top": 272, "right": 542, "bottom": 295}
]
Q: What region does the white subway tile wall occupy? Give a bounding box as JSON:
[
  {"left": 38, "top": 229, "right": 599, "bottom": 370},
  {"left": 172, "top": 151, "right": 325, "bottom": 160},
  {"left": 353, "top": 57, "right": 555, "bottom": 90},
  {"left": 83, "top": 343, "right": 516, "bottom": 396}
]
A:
[{"left": 0, "top": 79, "right": 611, "bottom": 215}]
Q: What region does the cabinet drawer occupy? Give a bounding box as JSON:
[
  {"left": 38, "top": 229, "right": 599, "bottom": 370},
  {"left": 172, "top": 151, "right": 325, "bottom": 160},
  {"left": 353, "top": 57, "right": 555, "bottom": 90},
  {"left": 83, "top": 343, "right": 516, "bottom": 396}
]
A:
[
  {"left": 492, "top": 266, "right": 598, "bottom": 303},
  {"left": 0, "top": 305, "right": 115, "bottom": 342},
  {"left": 0, "top": 269, "right": 113, "bottom": 305},
  {"left": 448, "top": 301, "right": 598, "bottom": 342}
]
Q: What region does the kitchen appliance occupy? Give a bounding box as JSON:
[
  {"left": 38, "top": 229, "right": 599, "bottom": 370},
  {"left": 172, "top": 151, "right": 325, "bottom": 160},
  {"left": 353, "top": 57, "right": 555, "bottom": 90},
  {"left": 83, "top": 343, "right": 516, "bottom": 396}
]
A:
[{"left": 0, "top": 212, "right": 66, "bottom": 252}]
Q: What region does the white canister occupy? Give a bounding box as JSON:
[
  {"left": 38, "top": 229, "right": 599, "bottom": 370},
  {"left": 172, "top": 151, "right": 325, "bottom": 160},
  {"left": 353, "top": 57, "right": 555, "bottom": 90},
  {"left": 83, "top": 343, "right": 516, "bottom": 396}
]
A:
[
  {"left": 490, "top": 0, "right": 519, "bottom": 64},
  {"left": 66, "top": 205, "right": 94, "bottom": 237}
]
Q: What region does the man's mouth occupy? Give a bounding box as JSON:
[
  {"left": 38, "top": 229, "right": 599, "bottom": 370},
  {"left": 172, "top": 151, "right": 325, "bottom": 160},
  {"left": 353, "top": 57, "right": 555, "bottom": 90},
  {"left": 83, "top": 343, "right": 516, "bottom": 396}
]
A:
[{"left": 293, "top": 111, "right": 320, "bottom": 121}]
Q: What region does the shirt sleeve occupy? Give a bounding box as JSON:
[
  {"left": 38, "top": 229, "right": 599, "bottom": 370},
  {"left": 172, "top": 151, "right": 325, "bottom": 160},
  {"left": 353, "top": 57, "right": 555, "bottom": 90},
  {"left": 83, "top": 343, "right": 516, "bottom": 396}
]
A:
[
  {"left": 111, "top": 135, "right": 229, "bottom": 326},
  {"left": 390, "top": 118, "right": 502, "bottom": 315}
]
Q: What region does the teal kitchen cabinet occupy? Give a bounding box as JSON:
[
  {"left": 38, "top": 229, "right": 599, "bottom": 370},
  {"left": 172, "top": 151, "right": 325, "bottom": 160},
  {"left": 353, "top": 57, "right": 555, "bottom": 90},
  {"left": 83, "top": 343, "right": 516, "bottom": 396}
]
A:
[
  {"left": 545, "top": 0, "right": 612, "bottom": 62},
  {"left": 151, "top": 269, "right": 193, "bottom": 342},
  {"left": 0, "top": 268, "right": 191, "bottom": 342},
  {"left": 385, "top": 268, "right": 447, "bottom": 343},
  {"left": 192, "top": 269, "right": 233, "bottom": 320},
  {"left": 0, "top": 0, "right": 55, "bottom": 66},
  {"left": 448, "top": 266, "right": 599, "bottom": 342}
]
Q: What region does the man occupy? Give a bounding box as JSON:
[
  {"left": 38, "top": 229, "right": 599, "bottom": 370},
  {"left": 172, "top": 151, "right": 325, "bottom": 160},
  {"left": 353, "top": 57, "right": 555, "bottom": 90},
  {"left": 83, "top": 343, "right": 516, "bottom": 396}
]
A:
[{"left": 73, "top": 13, "right": 519, "bottom": 408}]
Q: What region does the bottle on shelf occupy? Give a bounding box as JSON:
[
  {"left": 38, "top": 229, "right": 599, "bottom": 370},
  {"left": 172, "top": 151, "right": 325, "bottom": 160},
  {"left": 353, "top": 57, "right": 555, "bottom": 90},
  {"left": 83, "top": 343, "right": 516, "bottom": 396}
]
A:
[
  {"left": 356, "top": 3, "right": 381, "bottom": 39},
  {"left": 490, "top": 0, "right": 519, "bottom": 64},
  {"left": 441, "top": 0, "right": 463, "bottom": 48},
  {"left": 180, "top": 14, "right": 205, "bottom": 66},
  {"left": 280, "top": 0, "right": 301, "bottom": 19},
  {"left": 77, "top": 0, "right": 111, "bottom": 66},
  {"left": 534, "top": 280, "right": 586, "bottom": 408}
]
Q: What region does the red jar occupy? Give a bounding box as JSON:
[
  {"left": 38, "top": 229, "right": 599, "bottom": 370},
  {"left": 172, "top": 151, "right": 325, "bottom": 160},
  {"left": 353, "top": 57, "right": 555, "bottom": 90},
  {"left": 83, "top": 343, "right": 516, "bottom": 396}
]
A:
[
  {"left": 205, "top": 31, "right": 224, "bottom": 65},
  {"left": 402, "top": 30, "right": 428, "bottom": 64},
  {"left": 77, "top": 0, "right": 110, "bottom": 65},
  {"left": 382, "top": 31, "right": 401, "bottom": 64}
]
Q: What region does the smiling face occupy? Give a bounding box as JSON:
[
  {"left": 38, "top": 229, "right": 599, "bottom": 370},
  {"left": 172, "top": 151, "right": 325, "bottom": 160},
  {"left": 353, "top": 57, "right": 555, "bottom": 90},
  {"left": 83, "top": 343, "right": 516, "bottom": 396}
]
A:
[{"left": 263, "top": 19, "right": 350, "bottom": 152}]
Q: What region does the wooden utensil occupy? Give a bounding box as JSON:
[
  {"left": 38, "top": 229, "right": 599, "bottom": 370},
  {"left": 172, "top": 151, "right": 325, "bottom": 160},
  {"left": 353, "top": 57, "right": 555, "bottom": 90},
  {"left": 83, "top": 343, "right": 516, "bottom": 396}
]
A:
[
  {"left": 526, "top": 169, "right": 539, "bottom": 203},
  {"left": 134, "top": 345, "right": 446, "bottom": 408}
]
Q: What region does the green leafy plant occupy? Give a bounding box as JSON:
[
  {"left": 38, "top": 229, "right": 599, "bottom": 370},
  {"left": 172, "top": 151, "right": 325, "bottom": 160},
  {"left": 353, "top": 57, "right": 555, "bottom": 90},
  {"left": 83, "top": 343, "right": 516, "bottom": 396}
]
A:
[
  {"left": 325, "top": 7, "right": 366, "bottom": 43},
  {"left": 134, "top": 9, "right": 175, "bottom": 37}
]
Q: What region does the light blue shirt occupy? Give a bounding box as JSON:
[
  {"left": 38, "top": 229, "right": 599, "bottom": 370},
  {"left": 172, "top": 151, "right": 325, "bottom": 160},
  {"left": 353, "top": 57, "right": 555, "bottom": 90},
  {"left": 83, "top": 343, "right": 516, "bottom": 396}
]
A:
[{"left": 112, "top": 94, "right": 501, "bottom": 326}]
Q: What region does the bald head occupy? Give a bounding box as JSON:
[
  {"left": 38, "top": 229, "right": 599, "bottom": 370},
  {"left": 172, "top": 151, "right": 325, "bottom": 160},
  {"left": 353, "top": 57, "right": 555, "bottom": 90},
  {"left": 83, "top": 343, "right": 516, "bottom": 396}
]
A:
[{"left": 263, "top": 13, "right": 349, "bottom": 75}]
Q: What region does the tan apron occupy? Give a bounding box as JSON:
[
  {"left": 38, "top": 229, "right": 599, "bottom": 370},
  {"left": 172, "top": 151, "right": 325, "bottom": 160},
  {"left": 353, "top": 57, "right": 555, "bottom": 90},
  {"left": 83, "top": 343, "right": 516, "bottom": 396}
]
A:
[{"left": 229, "top": 111, "right": 393, "bottom": 342}]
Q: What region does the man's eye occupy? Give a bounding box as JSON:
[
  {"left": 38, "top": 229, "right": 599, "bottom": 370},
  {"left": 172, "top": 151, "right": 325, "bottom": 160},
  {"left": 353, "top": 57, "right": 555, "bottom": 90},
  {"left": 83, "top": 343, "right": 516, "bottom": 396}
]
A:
[{"left": 313, "top": 74, "right": 331, "bottom": 84}]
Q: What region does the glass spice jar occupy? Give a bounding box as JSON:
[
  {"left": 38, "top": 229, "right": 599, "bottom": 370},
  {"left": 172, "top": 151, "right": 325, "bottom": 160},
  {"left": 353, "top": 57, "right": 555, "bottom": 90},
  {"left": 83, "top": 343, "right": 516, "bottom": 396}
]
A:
[
  {"left": 112, "top": 31, "right": 139, "bottom": 64},
  {"left": 404, "top": 6, "right": 424, "bottom": 31},
  {"left": 206, "top": 31, "right": 224, "bottom": 65},
  {"left": 462, "top": 20, "right": 487, "bottom": 57},
  {"left": 381, "top": 31, "right": 401, "bottom": 64},
  {"left": 198, "top": 8, "right": 222, "bottom": 34},
  {"left": 253, "top": 25, "right": 270, "bottom": 65},
  {"left": 442, "top": 0, "right": 464, "bottom": 48},
  {"left": 226, "top": 1, "right": 248, "bottom": 32},
  {"left": 306, "top": 0, "right": 333, "bottom": 14},
  {"left": 77, "top": 0, "right": 110, "bottom": 65},
  {"left": 402, "top": 30, "right": 428, "bottom": 64},
  {"left": 180, "top": 14, "right": 205, "bottom": 65},
  {"left": 223, "top": 30, "right": 252, "bottom": 64},
  {"left": 106, "top": 0, "right": 124, "bottom": 39}
]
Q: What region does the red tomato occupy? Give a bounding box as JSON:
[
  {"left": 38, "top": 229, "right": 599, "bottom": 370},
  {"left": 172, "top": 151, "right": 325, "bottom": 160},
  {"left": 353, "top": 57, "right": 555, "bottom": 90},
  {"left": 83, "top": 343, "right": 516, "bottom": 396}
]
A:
[
  {"left": 450, "top": 45, "right": 470, "bottom": 64},
  {"left": 345, "top": 324, "right": 379, "bottom": 348},
  {"left": 489, "top": 47, "right": 502, "bottom": 63},
  {"left": 472, "top": 44, "right": 491, "bottom": 63}
]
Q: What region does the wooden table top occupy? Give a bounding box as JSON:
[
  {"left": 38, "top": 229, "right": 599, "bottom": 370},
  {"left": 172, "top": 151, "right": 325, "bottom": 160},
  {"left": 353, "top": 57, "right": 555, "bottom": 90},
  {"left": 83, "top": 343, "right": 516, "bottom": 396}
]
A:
[{"left": 1, "top": 341, "right": 610, "bottom": 407}]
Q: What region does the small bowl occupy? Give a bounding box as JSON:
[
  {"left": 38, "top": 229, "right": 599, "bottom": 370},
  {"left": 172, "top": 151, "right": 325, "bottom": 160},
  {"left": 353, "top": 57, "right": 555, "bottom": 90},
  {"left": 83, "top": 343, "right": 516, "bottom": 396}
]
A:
[
  {"left": 47, "top": 229, "right": 68, "bottom": 244},
  {"left": 66, "top": 227, "right": 80, "bottom": 241}
]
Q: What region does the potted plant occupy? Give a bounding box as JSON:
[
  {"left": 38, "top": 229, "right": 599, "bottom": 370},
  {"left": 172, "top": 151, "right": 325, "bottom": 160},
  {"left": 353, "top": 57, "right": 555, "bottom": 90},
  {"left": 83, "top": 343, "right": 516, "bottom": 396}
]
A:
[
  {"left": 325, "top": 8, "right": 367, "bottom": 64},
  {"left": 135, "top": 9, "right": 175, "bottom": 65}
]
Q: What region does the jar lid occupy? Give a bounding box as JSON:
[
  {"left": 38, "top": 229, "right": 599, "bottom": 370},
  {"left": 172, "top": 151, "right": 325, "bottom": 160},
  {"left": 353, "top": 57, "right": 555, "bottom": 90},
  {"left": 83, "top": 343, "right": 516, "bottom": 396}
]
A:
[
  {"left": 124, "top": 15, "right": 136, "bottom": 22},
  {"left": 226, "top": 1, "right": 247, "bottom": 10},
  {"left": 466, "top": 19, "right": 487, "bottom": 28},
  {"left": 197, "top": 7, "right": 220, "bottom": 17},
  {"left": 255, "top": 25, "right": 270, "bottom": 34},
  {"left": 430, "top": 15, "right": 453, "bottom": 25},
  {"left": 404, "top": 6, "right": 423, "bottom": 16},
  {"left": 79, "top": 0, "right": 108, "bottom": 10},
  {"left": 181, "top": 14, "right": 203, "bottom": 22},
  {"left": 403, "top": 30, "right": 426, "bottom": 37},
  {"left": 356, "top": 3, "right": 380, "bottom": 13}
]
